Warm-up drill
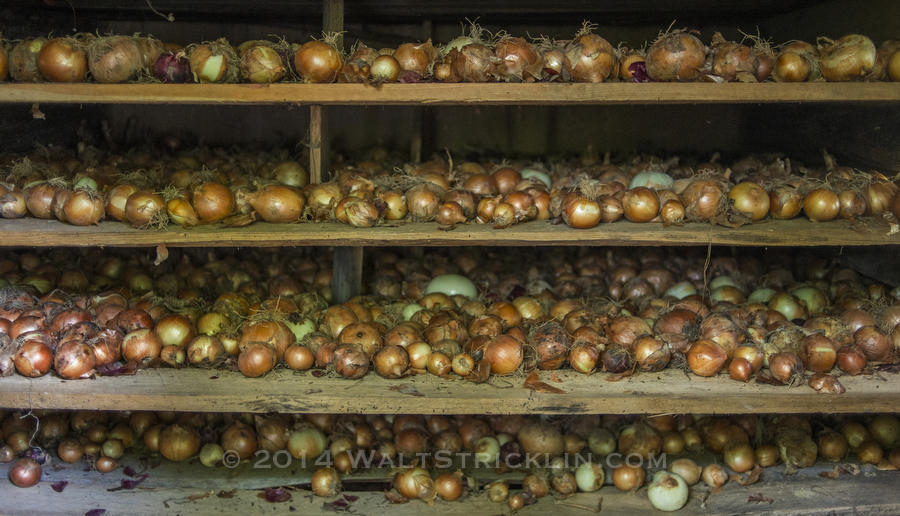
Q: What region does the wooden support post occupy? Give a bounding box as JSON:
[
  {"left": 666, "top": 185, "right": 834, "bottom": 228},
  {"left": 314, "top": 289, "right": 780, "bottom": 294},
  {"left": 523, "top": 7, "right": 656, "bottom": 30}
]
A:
[
  {"left": 409, "top": 19, "right": 433, "bottom": 163},
  {"left": 333, "top": 247, "right": 363, "bottom": 303},
  {"left": 309, "top": 105, "right": 328, "bottom": 184},
  {"left": 322, "top": 0, "right": 344, "bottom": 50},
  {"left": 321, "top": 0, "right": 361, "bottom": 302}
]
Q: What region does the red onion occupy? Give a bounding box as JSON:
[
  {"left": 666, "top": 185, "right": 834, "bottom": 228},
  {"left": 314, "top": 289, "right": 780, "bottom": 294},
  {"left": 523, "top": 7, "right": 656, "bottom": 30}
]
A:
[{"left": 154, "top": 51, "right": 192, "bottom": 83}]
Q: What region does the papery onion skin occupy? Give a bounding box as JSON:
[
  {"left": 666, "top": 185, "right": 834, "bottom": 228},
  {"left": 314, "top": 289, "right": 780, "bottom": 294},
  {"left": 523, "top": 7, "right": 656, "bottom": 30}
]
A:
[
  {"left": 88, "top": 36, "right": 143, "bottom": 83},
  {"left": 818, "top": 34, "right": 876, "bottom": 81},
  {"left": 647, "top": 31, "right": 707, "bottom": 81}
]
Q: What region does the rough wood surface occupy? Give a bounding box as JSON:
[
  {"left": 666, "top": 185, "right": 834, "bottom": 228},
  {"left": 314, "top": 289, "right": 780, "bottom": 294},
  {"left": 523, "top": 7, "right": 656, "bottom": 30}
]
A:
[
  {"left": 1, "top": 83, "right": 898, "bottom": 105},
  {"left": 0, "top": 456, "right": 896, "bottom": 516},
  {"left": 0, "top": 218, "right": 896, "bottom": 248},
  {"left": 308, "top": 105, "right": 329, "bottom": 184},
  {"left": 332, "top": 246, "right": 364, "bottom": 303},
  {"left": 1, "top": 368, "right": 897, "bottom": 414}
]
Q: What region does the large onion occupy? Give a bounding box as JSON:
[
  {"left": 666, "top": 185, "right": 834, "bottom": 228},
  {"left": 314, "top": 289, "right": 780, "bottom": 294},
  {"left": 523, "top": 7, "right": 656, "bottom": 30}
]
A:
[
  {"left": 38, "top": 37, "right": 87, "bottom": 82},
  {"left": 818, "top": 34, "right": 876, "bottom": 81},
  {"left": 88, "top": 36, "right": 142, "bottom": 83},
  {"left": 295, "top": 40, "right": 342, "bottom": 83},
  {"left": 565, "top": 31, "right": 616, "bottom": 82},
  {"left": 647, "top": 31, "right": 707, "bottom": 81}
]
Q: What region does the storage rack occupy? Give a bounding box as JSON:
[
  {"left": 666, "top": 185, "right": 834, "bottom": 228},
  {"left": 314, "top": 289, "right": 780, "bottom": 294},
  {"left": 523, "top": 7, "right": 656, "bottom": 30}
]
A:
[{"left": 0, "top": 1, "right": 898, "bottom": 514}]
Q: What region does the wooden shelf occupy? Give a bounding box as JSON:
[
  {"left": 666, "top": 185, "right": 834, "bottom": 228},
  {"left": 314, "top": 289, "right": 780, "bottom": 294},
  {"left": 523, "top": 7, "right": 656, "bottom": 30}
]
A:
[
  {"left": 0, "top": 217, "right": 897, "bottom": 248},
  {"left": 1, "top": 83, "right": 898, "bottom": 106},
  {"left": 0, "top": 451, "right": 898, "bottom": 515},
  {"left": 1, "top": 368, "right": 897, "bottom": 415}
]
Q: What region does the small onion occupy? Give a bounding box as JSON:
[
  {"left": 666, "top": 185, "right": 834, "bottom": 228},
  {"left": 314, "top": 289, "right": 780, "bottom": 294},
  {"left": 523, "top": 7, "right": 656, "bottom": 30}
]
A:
[{"left": 612, "top": 464, "right": 644, "bottom": 491}]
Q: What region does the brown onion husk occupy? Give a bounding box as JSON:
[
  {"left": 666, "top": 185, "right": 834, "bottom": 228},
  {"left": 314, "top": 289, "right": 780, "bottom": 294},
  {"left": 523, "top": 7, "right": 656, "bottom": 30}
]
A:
[
  {"left": 88, "top": 36, "right": 143, "bottom": 83},
  {"left": 681, "top": 178, "right": 726, "bottom": 221},
  {"left": 646, "top": 29, "right": 707, "bottom": 81},
  {"left": 187, "top": 39, "right": 238, "bottom": 83},
  {"left": 134, "top": 36, "right": 165, "bottom": 71},
  {"left": 63, "top": 188, "right": 105, "bottom": 225},
  {"left": 817, "top": 34, "right": 876, "bottom": 81},
  {"left": 9, "top": 38, "right": 46, "bottom": 82}
]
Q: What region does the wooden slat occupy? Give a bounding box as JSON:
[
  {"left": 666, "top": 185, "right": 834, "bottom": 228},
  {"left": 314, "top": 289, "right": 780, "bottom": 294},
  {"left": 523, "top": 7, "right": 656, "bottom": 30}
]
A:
[
  {"left": 0, "top": 455, "right": 898, "bottom": 515},
  {"left": 1, "top": 368, "right": 897, "bottom": 414},
  {"left": 1, "top": 83, "right": 898, "bottom": 105},
  {"left": 0, "top": 218, "right": 895, "bottom": 248}
]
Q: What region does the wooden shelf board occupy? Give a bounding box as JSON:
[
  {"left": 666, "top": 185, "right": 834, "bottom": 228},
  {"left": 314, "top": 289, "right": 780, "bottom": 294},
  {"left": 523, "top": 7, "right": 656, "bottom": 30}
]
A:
[
  {"left": 0, "top": 217, "right": 896, "bottom": 248},
  {"left": 1, "top": 83, "right": 898, "bottom": 106},
  {"left": 0, "top": 455, "right": 897, "bottom": 516},
  {"left": 1, "top": 368, "right": 897, "bottom": 415}
]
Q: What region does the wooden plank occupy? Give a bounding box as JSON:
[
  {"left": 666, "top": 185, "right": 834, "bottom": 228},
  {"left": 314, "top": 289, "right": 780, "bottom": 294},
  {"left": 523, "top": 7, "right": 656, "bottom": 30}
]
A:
[
  {"left": 0, "top": 83, "right": 898, "bottom": 105},
  {"left": 1, "top": 368, "right": 897, "bottom": 414},
  {"left": 0, "top": 218, "right": 895, "bottom": 248},
  {"left": 0, "top": 456, "right": 897, "bottom": 516},
  {"left": 332, "top": 246, "right": 363, "bottom": 303}
]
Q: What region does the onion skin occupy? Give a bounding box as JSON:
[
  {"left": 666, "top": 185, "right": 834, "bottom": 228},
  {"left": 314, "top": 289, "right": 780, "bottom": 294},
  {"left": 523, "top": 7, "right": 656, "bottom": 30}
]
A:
[
  {"left": 565, "top": 33, "right": 616, "bottom": 83},
  {"left": 240, "top": 45, "right": 285, "bottom": 83},
  {"left": 803, "top": 188, "right": 840, "bottom": 222},
  {"left": 10, "top": 39, "right": 46, "bottom": 82},
  {"left": 249, "top": 185, "right": 305, "bottom": 223}
]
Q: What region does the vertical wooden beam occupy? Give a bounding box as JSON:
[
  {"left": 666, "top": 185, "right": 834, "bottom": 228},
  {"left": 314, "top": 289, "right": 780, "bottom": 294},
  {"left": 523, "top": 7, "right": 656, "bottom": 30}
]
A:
[
  {"left": 321, "top": 0, "right": 362, "bottom": 302},
  {"left": 322, "top": 0, "right": 344, "bottom": 50},
  {"left": 309, "top": 105, "right": 328, "bottom": 184},
  {"left": 333, "top": 247, "right": 363, "bottom": 303},
  {"left": 409, "top": 19, "right": 433, "bottom": 163}
]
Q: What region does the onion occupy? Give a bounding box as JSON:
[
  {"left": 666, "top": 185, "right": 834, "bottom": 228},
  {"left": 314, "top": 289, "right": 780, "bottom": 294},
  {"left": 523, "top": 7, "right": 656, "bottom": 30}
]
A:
[
  {"left": 799, "top": 334, "right": 836, "bottom": 372},
  {"left": 818, "top": 34, "right": 876, "bottom": 81},
  {"left": 95, "top": 456, "right": 119, "bottom": 473},
  {"left": 370, "top": 55, "right": 400, "bottom": 82},
  {"left": 393, "top": 40, "right": 436, "bottom": 76},
  {"left": 88, "top": 36, "right": 142, "bottom": 83},
  {"left": 453, "top": 43, "right": 495, "bottom": 82},
  {"left": 333, "top": 344, "right": 369, "bottom": 379},
  {"left": 495, "top": 37, "right": 541, "bottom": 81},
  {"left": 38, "top": 38, "right": 87, "bottom": 82},
  {"left": 864, "top": 182, "right": 898, "bottom": 216},
  {"left": 517, "top": 422, "right": 563, "bottom": 457},
  {"left": 687, "top": 340, "right": 726, "bottom": 376},
  {"left": 24, "top": 182, "right": 59, "bottom": 219},
  {"left": 774, "top": 41, "right": 819, "bottom": 82},
  {"left": 9, "top": 39, "right": 46, "bottom": 82},
  {"left": 723, "top": 442, "right": 756, "bottom": 473},
  {"left": 237, "top": 343, "right": 275, "bottom": 377},
  {"left": 54, "top": 340, "right": 95, "bottom": 379},
  {"left": 125, "top": 190, "right": 166, "bottom": 228},
  {"left": 857, "top": 439, "right": 883, "bottom": 464},
  {"left": 287, "top": 427, "right": 326, "bottom": 460},
  {"left": 701, "top": 464, "right": 728, "bottom": 488},
  {"left": 9, "top": 458, "right": 41, "bottom": 488},
  {"left": 188, "top": 41, "right": 237, "bottom": 83},
  {"left": 869, "top": 415, "right": 900, "bottom": 448},
  {"left": 647, "top": 471, "right": 689, "bottom": 512},
  {"left": 192, "top": 182, "right": 234, "bottom": 223},
  {"left": 134, "top": 36, "right": 165, "bottom": 71},
  {"left": 295, "top": 40, "right": 342, "bottom": 83},
  {"left": 855, "top": 326, "right": 890, "bottom": 361},
  {"left": 612, "top": 464, "right": 644, "bottom": 491},
  {"left": 619, "top": 422, "right": 662, "bottom": 459},
  {"left": 394, "top": 467, "right": 435, "bottom": 503},
  {"left": 240, "top": 45, "right": 285, "bottom": 83},
  {"left": 622, "top": 187, "right": 660, "bottom": 223},
  {"left": 484, "top": 335, "right": 523, "bottom": 375},
  {"left": 221, "top": 421, "right": 257, "bottom": 460},
  {"left": 755, "top": 444, "right": 780, "bottom": 467},
  {"left": 57, "top": 439, "right": 84, "bottom": 464},
  {"left": 647, "top": 31, "right": 707, "bottom": 81},
  {"left": 249, "top": 185, "right": 305, "bottom": 223},
  {"left": 198, "top": 443, "right": 224, "bottom": 467},
  {"left": 312, "top": 467, "right": 341, "bottom": 497},
  {"left": 668, "top": 458, "right": 701, "bottom": 485},
  {"left": 159, "top": 424, "right": 200, "bottom": 462},
  {"left": 154, "top": 314, "right": 195, "bottom": 348},
  {"left": 817, "top": 430, "right": 848, "bottom": 461},
  {"left": 435, "top": 471, "right": 464, "bottom": 501},
  {"left": 769, "top": 352, "right": 804, "bottom": 383},
  {"left": 564, "top": 28, "right": 615, "bottom": 83},
  {"left": 154, "top": 51, "right": 191, "bottom": 83},
  {"left": 0, "top": 191, "right": 26, "bottom": 219},
  {"left": 837, "top": 345, "right": 867, "bottom": 375},
  {"left": 272, "top": 161, "right": 309, "bottom": 188},
  {"left": 728, "top": 182, "right": 770, "bottom": 221},
  {"left": 769, "top": 185, "right": 804, "bottom": 219},
  {"left": 14, "top": 337, "right": 53, "bottom": 377},
  {"left": 681, "top": 179, "right": 725, "bottom": 221},
  {"left": 122, "top": 328, "right": 162, "bottom": 365}
]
